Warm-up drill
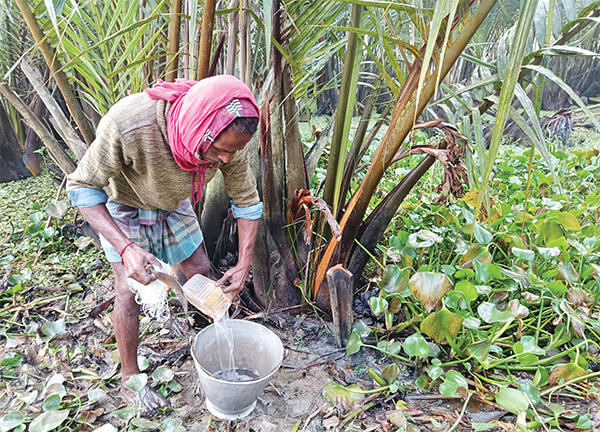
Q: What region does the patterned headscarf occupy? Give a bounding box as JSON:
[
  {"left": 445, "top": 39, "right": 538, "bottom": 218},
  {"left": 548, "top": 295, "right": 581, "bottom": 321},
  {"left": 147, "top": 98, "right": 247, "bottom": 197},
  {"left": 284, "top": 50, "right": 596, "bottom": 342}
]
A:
[{"left": 145, "top": 75, "right": 259, "bottom": 205}]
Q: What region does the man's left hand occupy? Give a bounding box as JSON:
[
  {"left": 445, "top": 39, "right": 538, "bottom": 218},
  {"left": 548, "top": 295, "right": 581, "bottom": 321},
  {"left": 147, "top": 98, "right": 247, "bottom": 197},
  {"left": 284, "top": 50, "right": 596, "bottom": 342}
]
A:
[{"left": 216, "top": 263, "right": 251, "bottom": 298}]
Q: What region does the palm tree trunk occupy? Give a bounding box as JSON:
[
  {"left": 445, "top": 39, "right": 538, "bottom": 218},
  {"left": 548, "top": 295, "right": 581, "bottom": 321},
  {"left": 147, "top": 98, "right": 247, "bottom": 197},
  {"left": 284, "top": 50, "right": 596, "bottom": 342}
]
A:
[
  {"left": 15, "top": 0, "right": 95, "bottom": 146},
  {"left": 312, "top": 0, "right": 500, "bottom": 296},
  {"left": 251, "top": 98, "right": 300, "bottom": 308},
  {"left": 0, "top": 85, "right": 76, "bottom": 175},
  {"left": 198, "top": 0, "right": 217, "bottom": 80},
  {"left": 166, "top": 0, "right": 182, "bottom": 81}
]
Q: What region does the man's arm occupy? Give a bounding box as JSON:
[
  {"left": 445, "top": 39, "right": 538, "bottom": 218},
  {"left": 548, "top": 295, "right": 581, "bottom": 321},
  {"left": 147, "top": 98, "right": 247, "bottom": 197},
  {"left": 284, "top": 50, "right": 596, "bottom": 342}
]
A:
[
  {"left": 79, "top": 204, "right": 158, "bottom": 284},
  {"left": 217, "top": 146, "right": 262, "bottom": 296},
  {"left": 217, "top": 218, "right": 259, "bottom": 297}
]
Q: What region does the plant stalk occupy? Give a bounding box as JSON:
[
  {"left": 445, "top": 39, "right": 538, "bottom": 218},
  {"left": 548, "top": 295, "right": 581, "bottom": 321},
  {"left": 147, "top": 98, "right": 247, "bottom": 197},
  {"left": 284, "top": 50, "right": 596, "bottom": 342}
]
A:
[
  {"left": 14, "top": 0, "right": 95, "bottom": 146},
  {"left": 166, "top": 0, "right": 182, "bottom": 81},
  {"left": 197, "top": 0, "right": 217, "bottom": 80}
]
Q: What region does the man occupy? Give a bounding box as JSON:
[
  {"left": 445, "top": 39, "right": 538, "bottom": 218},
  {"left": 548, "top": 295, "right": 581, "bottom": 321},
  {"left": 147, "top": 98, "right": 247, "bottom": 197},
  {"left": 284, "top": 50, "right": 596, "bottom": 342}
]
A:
[{"left": 66, "top": 75, "right": 262, "bottom": 415}]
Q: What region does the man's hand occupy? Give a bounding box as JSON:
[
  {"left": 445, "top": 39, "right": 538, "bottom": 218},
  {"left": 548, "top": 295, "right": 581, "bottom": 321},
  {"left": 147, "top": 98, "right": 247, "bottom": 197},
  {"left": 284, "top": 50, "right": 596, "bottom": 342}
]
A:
[
  {"left": 216, "top": 218, "right": 259, "bottom": 298},
  {"left": 121, "top": 244, "right": 161, "bottom": 285},
  {"left": 216, "top": 263, "right": 251, "bottom": 298},
  {"left": 78, "top": 204, "right": 160, "bottom": 286}
]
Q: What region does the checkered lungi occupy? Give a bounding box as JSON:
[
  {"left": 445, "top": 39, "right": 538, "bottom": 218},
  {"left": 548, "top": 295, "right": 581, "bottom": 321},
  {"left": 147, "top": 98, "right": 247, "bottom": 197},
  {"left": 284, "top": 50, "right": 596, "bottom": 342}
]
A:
[{"left": 99, "top": 198, "right": 203, "bottom": 264}]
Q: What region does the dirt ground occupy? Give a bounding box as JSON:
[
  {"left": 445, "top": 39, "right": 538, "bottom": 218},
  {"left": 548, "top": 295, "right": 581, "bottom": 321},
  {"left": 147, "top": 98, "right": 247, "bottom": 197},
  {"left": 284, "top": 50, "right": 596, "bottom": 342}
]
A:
[
  {"left": 0, "top": 277, "right": 400, "bottom": 431},
  {"left": 2, "top": 276, "right": 599, "bottom": 431}
]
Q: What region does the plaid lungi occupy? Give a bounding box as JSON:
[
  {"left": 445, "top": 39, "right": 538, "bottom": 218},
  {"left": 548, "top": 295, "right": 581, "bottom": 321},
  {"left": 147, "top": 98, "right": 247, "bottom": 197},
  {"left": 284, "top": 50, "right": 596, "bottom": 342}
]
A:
[{"left": 100, "top": 198, "right": 203, "bottom": 264}]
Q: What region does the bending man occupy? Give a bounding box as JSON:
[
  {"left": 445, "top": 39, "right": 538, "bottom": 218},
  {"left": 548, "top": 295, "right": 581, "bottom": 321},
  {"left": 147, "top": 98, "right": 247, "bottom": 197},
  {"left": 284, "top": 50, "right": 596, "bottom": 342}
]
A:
[{"left": 66, "top": 75, "right": 262, "bottom": 415}]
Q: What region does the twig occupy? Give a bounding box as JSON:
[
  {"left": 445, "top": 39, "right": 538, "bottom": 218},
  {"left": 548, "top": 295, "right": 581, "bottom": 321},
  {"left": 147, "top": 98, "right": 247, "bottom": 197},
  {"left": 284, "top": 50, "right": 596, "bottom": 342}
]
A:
[
  {"left": 40, "top": 306, "right": 72, "bottom": 317},
  {"left": 363, "top": 392, "right": 384, "bottom": 404},
  {"left": 472, "top": 393, "right": 503, "bottom": 410},
  {"left": 447, "top": 392, "right": 472, "bottom": 432},
  {"left": 269, "top": 382, "right": 282, "bottom": 396},
  {"left": 0, "top": 220, "right": 15, "bottom": 247},
  {"left": 339, "top": 401, "right": 376, "bottom": 428},
  {"left": 466, "top": 378, "right": 494, "bottom": 395},
  {"left": 302, "top": 404, "right": 325, "bottom": 431},
  {"left": 301, "top": 348, "right": 346, "bottom": 370},
  {"left": 33, "top": 286, "right": 65, "bottom": 291},
  {"left": 280, "top": 305, "right": 302, "bottom": 312}
]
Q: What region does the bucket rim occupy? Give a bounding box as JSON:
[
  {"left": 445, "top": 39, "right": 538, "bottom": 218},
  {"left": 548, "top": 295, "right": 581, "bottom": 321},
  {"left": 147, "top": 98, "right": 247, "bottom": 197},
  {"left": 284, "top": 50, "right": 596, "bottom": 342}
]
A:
[{"left": 191, "top": 319, "right": 284, "bottom": 384}]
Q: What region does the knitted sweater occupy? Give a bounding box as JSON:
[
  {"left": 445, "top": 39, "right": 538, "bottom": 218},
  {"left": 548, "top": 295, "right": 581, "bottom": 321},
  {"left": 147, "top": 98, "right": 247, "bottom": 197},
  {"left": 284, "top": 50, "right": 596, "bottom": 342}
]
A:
[{"left": 66, "top": 93, "right": 260, "bottom": 212}]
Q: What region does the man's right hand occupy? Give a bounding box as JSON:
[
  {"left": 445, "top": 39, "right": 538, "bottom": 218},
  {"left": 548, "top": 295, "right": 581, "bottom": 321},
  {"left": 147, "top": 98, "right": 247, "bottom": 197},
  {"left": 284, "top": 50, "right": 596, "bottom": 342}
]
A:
[
  {"left": 77, "top": 204, "right": 161, "bottom": 286},
  {"left": 121, "top": 243, "right": 160, "bottom": 285}
]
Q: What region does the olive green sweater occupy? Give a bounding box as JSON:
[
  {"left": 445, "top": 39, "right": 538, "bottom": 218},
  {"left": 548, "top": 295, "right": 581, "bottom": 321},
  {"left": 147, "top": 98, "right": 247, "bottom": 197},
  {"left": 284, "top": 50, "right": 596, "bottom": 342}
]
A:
[{"left": 66, "top": 93, "right": 260, "bottom": 212}]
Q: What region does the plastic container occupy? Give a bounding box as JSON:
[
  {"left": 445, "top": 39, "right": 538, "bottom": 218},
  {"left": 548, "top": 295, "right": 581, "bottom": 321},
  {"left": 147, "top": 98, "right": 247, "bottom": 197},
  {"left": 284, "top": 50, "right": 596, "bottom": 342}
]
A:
[{"left": 182, "top": 274, "right": 232, "bottom": 320}]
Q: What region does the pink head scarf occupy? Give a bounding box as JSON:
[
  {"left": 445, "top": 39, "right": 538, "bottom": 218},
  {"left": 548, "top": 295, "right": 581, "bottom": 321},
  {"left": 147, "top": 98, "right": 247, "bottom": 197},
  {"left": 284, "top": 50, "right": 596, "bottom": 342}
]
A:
[{"left": 145, "top": 75, "right": 259, "bottom": 205}]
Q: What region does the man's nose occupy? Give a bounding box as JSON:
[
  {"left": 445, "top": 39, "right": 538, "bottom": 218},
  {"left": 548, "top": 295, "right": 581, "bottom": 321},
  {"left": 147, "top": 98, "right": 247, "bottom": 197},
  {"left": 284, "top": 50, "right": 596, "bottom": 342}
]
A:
[{"left": 219, "top": 153, "right": 232, "bottom": 164}]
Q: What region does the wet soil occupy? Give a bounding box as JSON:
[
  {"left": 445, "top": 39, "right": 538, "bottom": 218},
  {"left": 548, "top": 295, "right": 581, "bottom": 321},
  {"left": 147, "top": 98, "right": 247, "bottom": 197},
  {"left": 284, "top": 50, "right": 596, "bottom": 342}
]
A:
[{"left": 1, "top": 278, "right": 599, "bottom": 431}]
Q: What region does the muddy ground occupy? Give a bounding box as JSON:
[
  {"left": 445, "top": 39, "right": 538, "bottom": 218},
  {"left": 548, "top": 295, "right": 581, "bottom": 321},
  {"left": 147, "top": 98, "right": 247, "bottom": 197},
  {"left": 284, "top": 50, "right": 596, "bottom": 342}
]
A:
[{"left": 1, "top": 276, "right": 599, "bottom": 431}]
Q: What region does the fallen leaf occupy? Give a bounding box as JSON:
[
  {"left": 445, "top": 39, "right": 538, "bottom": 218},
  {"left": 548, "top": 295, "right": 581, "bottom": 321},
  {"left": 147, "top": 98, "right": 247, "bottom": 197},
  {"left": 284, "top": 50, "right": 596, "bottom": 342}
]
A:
[
  {"left": 420, "top": 308, "right": 464, "bottom": 343},
  {"left": 509, "top": 299, "right": 529, "bottom": 318},
  {"left": 409, "top": 272, "right": 453, "bottom": 313},
  {"left": 79, "top": 408, "right": 103, "bottom": 424},
  {"left": 322, "top": 382, "right": 364, "bottom": 413},
  {"left": 548, "top": 363, "right": 588, "bottom": 386}
]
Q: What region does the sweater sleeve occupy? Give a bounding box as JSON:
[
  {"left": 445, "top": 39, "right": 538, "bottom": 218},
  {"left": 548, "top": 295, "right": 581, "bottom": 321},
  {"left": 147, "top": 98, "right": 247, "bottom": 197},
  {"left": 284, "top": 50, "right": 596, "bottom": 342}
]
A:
[
  {"left": 66, "top": 114, "right": 127, "bottom": 204},
  {"left": 219, "top": 147, "right": 261, "bottom": 209}
]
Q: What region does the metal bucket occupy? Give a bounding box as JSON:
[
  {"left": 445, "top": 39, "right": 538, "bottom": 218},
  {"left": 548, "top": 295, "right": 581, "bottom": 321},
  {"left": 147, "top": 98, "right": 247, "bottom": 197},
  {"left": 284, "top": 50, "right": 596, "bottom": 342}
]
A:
[{"left": 191, "top": 319, "right": 284, "bottom": 419}]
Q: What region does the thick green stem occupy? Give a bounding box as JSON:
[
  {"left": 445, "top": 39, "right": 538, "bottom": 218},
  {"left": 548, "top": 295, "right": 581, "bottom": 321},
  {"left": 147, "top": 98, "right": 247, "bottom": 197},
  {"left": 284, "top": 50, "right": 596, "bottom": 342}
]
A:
[
  {"left": 323, "top": 3, "right": 363, "bottom": 217},
  {"left": 361, "top": 343, "right": 412, "bottom": 364}
]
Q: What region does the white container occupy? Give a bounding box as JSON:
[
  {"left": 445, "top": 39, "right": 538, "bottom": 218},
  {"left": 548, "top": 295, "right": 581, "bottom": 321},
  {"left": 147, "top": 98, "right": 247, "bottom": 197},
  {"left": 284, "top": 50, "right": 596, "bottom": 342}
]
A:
[
  {"left": 182, "top": 274, "right": 231, "bottom": 320},
  {"left": 191, "top": 319, "right": 284, "bottom": 419}
]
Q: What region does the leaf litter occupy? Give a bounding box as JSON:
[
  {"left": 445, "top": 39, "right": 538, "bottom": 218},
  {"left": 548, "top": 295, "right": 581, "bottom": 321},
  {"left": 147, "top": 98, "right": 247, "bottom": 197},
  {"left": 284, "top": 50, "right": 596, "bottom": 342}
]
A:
[{"left": 2, "top": 139, "right": 600, "bottom": 431}]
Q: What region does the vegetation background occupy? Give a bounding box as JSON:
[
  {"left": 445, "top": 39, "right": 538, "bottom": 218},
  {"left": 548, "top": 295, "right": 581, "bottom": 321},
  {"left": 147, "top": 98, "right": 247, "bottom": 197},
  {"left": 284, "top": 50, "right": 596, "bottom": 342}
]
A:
[{"left": 1, "top": 0, "right": 600, "bottom": 430}]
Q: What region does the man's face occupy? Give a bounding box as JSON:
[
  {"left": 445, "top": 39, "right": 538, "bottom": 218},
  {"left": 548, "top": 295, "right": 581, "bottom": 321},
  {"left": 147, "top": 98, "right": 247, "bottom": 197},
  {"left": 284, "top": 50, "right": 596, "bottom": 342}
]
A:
[{"left": 200, "top": 130, "right": 252, "bottom": 164}]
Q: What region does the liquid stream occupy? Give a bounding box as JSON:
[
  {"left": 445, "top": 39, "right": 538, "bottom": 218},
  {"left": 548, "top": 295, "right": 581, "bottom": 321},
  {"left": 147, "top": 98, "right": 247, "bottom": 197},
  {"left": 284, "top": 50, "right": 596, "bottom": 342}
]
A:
[
  {"left": 211, "top": 315, "right": 262, "bottom": 382},
  {"left": 213, "top": 316, "right": 234, "bottom": 374}
]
